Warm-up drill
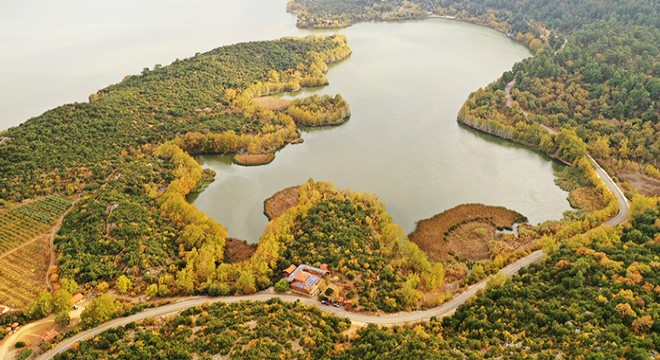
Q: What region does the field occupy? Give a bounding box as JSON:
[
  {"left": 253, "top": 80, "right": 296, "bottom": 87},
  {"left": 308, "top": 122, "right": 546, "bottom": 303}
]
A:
[
  {"left": 0, "top": 195, "right": 72, "bottom": 253},
  {"left": 0, "top": 195, "right": 72, "bottom": 308},
  {"left": 0, "top": 238, "right": 50, "bottom": 308}
]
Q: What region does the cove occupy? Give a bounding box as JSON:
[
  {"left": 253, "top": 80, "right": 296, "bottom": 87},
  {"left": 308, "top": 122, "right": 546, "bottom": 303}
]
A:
[
  {"left": 3, "top": 0, "right": 571, "bottom": 244},
  {"left": 190, "top": 19, "right": 572, "bottom": 243}
]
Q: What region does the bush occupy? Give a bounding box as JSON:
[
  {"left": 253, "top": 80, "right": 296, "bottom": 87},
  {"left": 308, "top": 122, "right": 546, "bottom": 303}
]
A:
[
  {"left": 274, "top": 279, "right": 290, "bottom": 292},
  {"left": 324, "top": 287, "right": 334, "bottom": 296},
  {"left": 15, "top": 341, "right": 26, "bottom": 348},
  {"left": 17, "top": 349, "right": 33, "bottom": 360}
]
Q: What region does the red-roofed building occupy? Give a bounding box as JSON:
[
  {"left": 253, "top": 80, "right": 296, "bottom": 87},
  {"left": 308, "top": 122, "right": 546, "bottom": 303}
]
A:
[
  {"left": 71, "top": 293, "right": 84, "bottom": 304},
  {"left": 285, "top": 264, "right": 329, "bottom": 296},
  {"left": 42, "top": 330, "right": 58, "bottom": 342},
  {"left": 320, "top": 263, "right": 329, "bottom": 272},
  {"left": 283, "top": 264, "right": 297, "bottom": 275}
]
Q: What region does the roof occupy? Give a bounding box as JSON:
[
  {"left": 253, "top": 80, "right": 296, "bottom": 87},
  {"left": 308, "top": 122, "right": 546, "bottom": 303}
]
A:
[
  {"left": 291, "top": 275, "right": 321, "bottom": 292},
  {"left": 286, "top": 264, "right": 328, "bottom": 283},
  {"left": 42, "top": 330, "right": 58, "bottom": 342},
  {"left": 294, "top": 271, "right": 309, "bottom": 283},
  {"left": 283, "top": 264, "right": 297, "bottom": 275},
  {"left": 320, "top": 264, "right": 329, "bottom": 271},
  {"left": 71, "top": 293, "right": 84, "bottom": 304}
]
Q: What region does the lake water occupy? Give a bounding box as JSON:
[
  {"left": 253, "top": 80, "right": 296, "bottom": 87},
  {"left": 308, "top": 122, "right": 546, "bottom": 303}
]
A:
[{"left": 2, "top": 0, "right": 571, "bottom": 243}]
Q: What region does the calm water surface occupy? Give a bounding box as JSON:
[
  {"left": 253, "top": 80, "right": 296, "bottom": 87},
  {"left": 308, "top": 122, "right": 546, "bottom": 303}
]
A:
[
  {"left": 1, "top": 1, "right": 571, "bottom": 243},
  {"left": 192, "top": 20, "right": 571, "bottom": 242}
]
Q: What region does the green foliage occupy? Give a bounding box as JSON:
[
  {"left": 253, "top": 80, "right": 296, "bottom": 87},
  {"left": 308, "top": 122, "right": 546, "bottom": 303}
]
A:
[
  {"left": 55, "top": 311, "right": 70, "bottom": 327},
  {"left": 287, "top": 94, "right": 351, "bottom": 126},
  {"left": 52, "top": 289, "right": 72, "bottom": 314},
  {"left": 338, "top": 207, "right": 659, "bottom": 359},
  {"left": 81, "top": 294, "right": 121, "bottom": 328},
  {"left": 115, "top": 275, "right": 132, "bottom": 294},
  {"left": 0, "top": 35, "right": 350, "bottom": 202},
  {"left": 274, "top": 278, "right": 290, "bottom": 292},
  {"left": 290, "top": 0, "right": 659, "bottom": 181},
  {"left": 17, "top": 349, "right": 33, "bottom": 360},
  {"left": 54, "top": 299, "right": 351, "bottom": 360},
  {"left": 277, "top": 180, "right": 443, "bottom": 312},
  {"left": 60, "top": 278, "right": 79, "bottom": 295},
  {"left": 26, "top": 291, "right": 52, "bottom": 320}
]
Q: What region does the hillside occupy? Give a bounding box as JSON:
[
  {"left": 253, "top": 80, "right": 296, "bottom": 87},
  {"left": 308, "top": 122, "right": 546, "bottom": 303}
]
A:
[
  {"left": 52, "top": 205, "right": 659, "bottom": 359},
  {"left": 0, "top": 35, "right": 352, "bottom": 306}
]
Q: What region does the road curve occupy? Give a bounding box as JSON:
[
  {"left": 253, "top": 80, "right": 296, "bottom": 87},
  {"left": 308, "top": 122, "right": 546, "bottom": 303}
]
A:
[
  {"left": 37, "top": 158, "right": 629, "bottom": 360},
  {"left": 38, "top": 250, "right": 545, "bottom": 359},
  {"left": 587, "top": 155, "right": 630, "bottom": 226}
]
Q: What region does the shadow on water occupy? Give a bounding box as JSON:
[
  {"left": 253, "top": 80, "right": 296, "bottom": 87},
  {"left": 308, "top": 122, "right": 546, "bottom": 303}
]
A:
[{"left": 456, "top": 121, "right": 567, "bottom": 171}]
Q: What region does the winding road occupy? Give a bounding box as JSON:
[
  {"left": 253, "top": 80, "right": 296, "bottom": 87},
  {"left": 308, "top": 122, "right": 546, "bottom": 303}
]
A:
[
  {"left": 588, "top": 155, "right": 630, "bottom": 227},
  {"left": 34, "top": 158, "right": 630, "bottom": 360}
]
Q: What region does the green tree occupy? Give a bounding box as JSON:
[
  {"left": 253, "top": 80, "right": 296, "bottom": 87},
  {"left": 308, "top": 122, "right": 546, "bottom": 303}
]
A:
[
  {"left": 115, "top": 275, "right": 132, "bottom": 294},
  {"left": 274, "top": 279, "right": 290, "bottom": 292},
  {"left": 146, "top": 284, "right": 159, "bottom": 297},
  {"left": 81, "top": 294, "right": 120, "bottom": 327},
  {"left": 51, "top": 289, "right": 72, "bottom": 314},
  {"left": 55, "top": 311, "right": 70, "bottom": 326},
  {"left": 60, "top": 278, "right": 78, "bottom": 294},
  {"left": 26, "top": 291, "right": 52, "bottom": 319}
]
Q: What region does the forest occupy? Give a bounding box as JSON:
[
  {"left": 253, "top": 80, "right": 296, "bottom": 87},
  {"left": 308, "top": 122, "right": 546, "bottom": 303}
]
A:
[
  {"left": 289, "top": 0, "right": 660, "bottom": 195},
  {"left": 274, "top": 180, "right": 446, "bottom": 312},
  {"left": 52, "top": 205, "right": 659, "bottom": 359},
  {"left": 1, "top": 1, "right": 658, "bottom": 357},
  {"left": 0, "top": 35, "right": 354, "bottom": 310},
  {"left": 0, "top": 35, "right": 351, "bottom": 203}
]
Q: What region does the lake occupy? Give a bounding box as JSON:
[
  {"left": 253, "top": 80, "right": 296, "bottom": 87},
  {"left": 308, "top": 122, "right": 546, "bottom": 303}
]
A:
[{"left": 2, "top": 0, "right": 570, "bottom": 243}]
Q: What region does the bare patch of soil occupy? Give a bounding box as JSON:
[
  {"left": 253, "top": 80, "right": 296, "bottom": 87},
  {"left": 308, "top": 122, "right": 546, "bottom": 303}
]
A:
[
  {"left": 233, "top": 153, "right": 275, "bottom": 166},
  {"left": 620, "top": 171, "right": 660, "bottom": 197},
  {"left": 409, "top": 204, "right": 527, "bottom": 263},
  {"left": 223, "top": 238, "right": 257, "bottom": 264},
  {"left": 253, "top": 96, "right": 292, "bottom": 111},
  {"left": 264, "top": 186, "right": 300, "bottom": 220}
]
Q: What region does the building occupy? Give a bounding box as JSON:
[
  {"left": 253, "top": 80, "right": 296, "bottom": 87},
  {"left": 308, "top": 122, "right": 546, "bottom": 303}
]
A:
[
  {"left": 71, "top": 293, "right": 84, "bottom": 304},
  {"left": 41, "top": 330, "right": 58, "bottom": 342},
  {"left": 284, "top": 264, "right": 329, "bottom": 296}
]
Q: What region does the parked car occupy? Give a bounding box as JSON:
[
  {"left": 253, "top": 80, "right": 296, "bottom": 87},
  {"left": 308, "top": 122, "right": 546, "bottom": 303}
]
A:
[
  {"left": 321, "top": 300, "right": 330, "bottom": 305},
  {"left": 332, "top": 302, "right": 340, "bottom": 308}
]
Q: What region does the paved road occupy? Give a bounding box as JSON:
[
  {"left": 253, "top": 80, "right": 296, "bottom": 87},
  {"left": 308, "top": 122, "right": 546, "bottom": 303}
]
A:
[
  {"left": 588, "top": 155, "right": 630, "bottom": 227},
  {"left": 38, "top": 250, "right": 545, "bottom": 359},
  {"left": 36, "top": 157, "right": 630, "bottom": 359}
]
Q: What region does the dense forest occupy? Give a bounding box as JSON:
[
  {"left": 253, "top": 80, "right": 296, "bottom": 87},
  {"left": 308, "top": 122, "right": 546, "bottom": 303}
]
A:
[
  {"left": 289, "top": 0, "right": 660, "bottom": 195},
  {"left": 0, "top": 35, "right": 354, "bottom": 306},
  {"left": 0, "top": 35, "right": 350, "bottom": 203},
  {"left": 53, "top": 205, "right": 659, "bottom": 359},
  {"left": 274, "top": 180, "right": 445, "bottom": 312}
]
